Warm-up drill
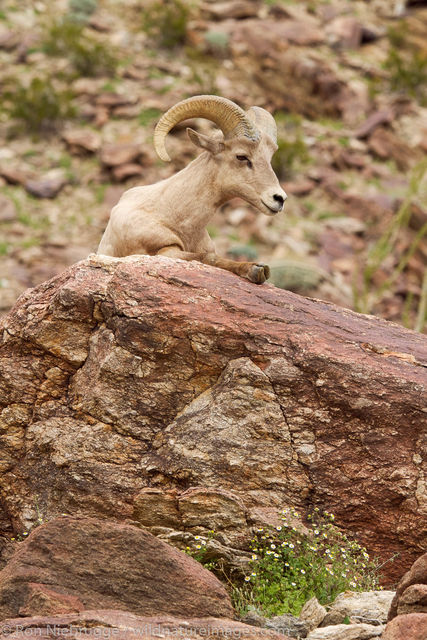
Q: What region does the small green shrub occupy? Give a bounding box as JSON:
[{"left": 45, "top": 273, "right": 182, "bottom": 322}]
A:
[
  {"left": 139, "top": 107, "right": 162, "bottom": 127},
  {"left": 141, "top": 0, "right": 191, "bottom": 48},
  {"left": 383, "top": 24, "right": 427, "bottom": 104},
  {"left": 43, "top": 19, "right": 117, "bottom": 77},
  {"left": 236, "top": 507, "right": 381, "bottom": 617},
  {"left": 68, "top": 0, "right": 97, "bottom": 23},
  {"left": 2, "top": 76, "right": 76, "bottom": 133},
  {"left": 271, "top": 114, "right": 310, "bottom": 180},
  {"left": 185, "top": 532, "right": 219, "bottom": 573}
]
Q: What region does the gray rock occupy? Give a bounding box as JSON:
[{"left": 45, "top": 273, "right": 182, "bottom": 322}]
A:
[
  {"left": 266, "top": 614, "right": 308, "bottom": 638},
  {"left": 0, "top": 195, "right": 16, "bottom": 222},
  {"left": 307, "top": 623, "right": 384, "bottom": 639},
  {"left": 322, "top": 591, "right": 395, "bottom": 626},
  {"left": 300, "top": 597, "right": 327, "bottom": 631},
  {"left": 25, "top": 171, "right": 68, "bottom": 199}
]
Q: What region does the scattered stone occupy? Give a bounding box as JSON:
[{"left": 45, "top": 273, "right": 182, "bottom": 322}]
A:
[
  {"left": 0, "top": 166, "right": 30, "bottom": 185},
  {"left": 282, "top": 178, "right": 316, "bottom": 196},
  {"left": 25, "top": 171, "right": 68, "bottom": 199},
  {"left": 332, "top": 150, "right": 367, "bottom": 171},
  {"left": 113, "top": 104, "right": 142, "bottom": 118},
  {"left": 367, "top": 127, "right": 415, "bottom": 170},
  {"left": 88, "top": 15, "right": 112, "bottom": 32},
  {"left": 231, "top": 19, "right": 323, "bottom": 60},
  {"left": 307, "top": 623, "right": 384, "bottom": 639},
  {"left": 234, "top": 40, "right": 367, "bottom": 121},
  {"left": 0, "top": 195, "right": 17, "bottom": 223},
  {"left": 15, "top": 32, "right": 40, "bottom": 63},
  {"left": 326, "top": 17, "right": 363, "bottom": 49},
  {"left": 99, "top": 143, "right": 143, "bottom": 167},
  {"left": 112, "top": 163, "right": 145, "bottom": 181},
  {"left": 94, "top": 106, "right": 110, "bottom": 128},
  {"left": 300, "top": 597, "right": 327, "bottom": 631},
  {"left": 72, "top": 77, "right": 105, "bottom": 96},
  {"left": 409, "top": 201, "right": 427, "bottom": 232},
  {"left": 265, "top": 613, "right": 309, "bottom": 638},
  {"left": 0, "top": 28, "right": 19, "bottom": 50},
  {"left": 355, "top": 109, "right": 395, "bottom": 139},
  {"left": 275, "top": 19, "right": 325, "bottom": 46},
  {"left": 322, "top": 591, "right": 395, "bottom": 626},
  {"left": 62, "top": 129, "right": 101, "bottom": 155},
  {"left": 382, "top": 613, "right": 427, "bottom": 640},
  {"left": 201, "top": 0, "right": 260, "bottom": 20},
  {"left": 96, "top": 92, "right": 138, "bottom": 108},
  {"left": 123, "top": 65, "right": 148, "bottom": 81},
  {"left": 0, "top": 516, "right": 234, "bottom": 620}
]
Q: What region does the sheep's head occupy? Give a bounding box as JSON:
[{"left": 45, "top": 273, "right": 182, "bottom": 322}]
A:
[{"left": 154, "top": 95, "right": 287, "bottom": 216}]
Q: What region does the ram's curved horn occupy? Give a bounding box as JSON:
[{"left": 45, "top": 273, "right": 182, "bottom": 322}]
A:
[
  {"left": 154, "top": 95, "right": 260, "bottom": 162},
  {"left": 246, "top": 106, "right": 277, "bottom": 145}
]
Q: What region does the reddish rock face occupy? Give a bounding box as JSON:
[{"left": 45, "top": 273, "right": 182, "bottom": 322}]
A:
[
  {"left": 0, "top": 516, "right": 234, "bottom": 620},
  {"left": 0, "top": 256, "right": 426, "bottom": 583}
]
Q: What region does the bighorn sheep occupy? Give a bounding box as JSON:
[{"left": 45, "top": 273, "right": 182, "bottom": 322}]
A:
[{"left": 97, "top": 95, "right": 287, "bottom": 284}]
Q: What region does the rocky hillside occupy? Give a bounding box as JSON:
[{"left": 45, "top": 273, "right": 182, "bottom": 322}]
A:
[{"left": 0, "top": 0, "right": 426, "bottom": 329}]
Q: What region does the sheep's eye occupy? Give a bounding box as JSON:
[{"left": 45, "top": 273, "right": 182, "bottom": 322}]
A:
[{"left": 236, "top": 155, "right": 252, "bottom": 168}]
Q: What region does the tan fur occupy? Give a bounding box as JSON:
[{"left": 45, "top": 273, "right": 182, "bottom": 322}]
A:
[{"left": 97, "top": 128, "right": 287, "bottom": 284}]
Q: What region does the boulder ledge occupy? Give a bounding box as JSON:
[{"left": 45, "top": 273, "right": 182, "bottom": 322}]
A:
[{"left": 0, "top": 255, "right": 426, "bottom": 582}]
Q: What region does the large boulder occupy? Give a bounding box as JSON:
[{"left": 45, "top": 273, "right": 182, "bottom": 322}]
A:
[
  {"left": 383, "top": 552, "right": 427, "bottom": 639},
  {"left": 0, "top": 255, "right": 426, "bottom": 582},
  {"left": 0, "top": 516, "right": 234, "bottom": 620},
  {"left": 0, "top": 610, "right": 289, "bottom": 640},
  {"left": 388, "top": 552, "right": 427, "bottom": 620},
  {"left": 381, "top": 613, "right": 427, "bottom": 640}
]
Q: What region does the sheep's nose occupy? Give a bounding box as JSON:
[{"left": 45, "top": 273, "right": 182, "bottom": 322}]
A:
[{"left": 273, "top": 193, "right": 287, "bottom": 209}]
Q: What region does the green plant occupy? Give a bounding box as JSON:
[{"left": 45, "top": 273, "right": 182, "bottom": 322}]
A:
[
  {"left": 141, "top": 0, "right": 191, "bottom": 49},
  {"left": 68, "top": 0, "right": 97, "bottom": 23},
  {"left": 43, "top": 18, "right": 117, "bottom": 77},
  {"left": 203, "top": 30, "right": 230, "bottom": 57},
  {"left": 235, "top": 507, "right": 381, "bottom": 617},
  {"left": 271, "top": 114, "right": 310, "bottom": 180},
  {"left": 184, "top": 51, "right": 220, "bottom": 94},
  {"left": 353, "top": 159, "right": 427, "bottom": 330},
  {"left": 383, "top": 24, "right": 427, "bottom": 104},
  {"left": 2, "top": 76, "right": 76, "bottom": 133},
  {"left": 139, "top": 107, "right": 162, "bottom": 127},
  {"left": 185, "top": 532, "right": 219, "bottom": 573},
  {"left": 415, "top": 270, "right": 427, "bottom": 333}
]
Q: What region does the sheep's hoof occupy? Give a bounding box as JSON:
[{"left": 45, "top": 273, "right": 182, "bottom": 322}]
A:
[{"left": 248, "top": 263, "right": 270, "bottom": 284}]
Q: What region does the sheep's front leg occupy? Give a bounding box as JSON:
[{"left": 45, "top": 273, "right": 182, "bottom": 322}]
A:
[{"left": 157, "top": 245, "right": 270, "bottom": 284}]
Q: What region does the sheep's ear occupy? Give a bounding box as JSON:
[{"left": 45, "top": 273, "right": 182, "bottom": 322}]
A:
[{"left": 187, "top": 128, "right": 225, "bottom": 155}]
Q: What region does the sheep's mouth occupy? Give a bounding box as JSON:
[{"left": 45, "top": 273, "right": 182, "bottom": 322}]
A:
[{"left": 261, "top": 201, "right": 282, "bottom": 215}]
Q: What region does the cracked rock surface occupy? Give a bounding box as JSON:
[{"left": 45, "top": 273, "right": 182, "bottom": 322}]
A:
[{"left": 0, "top": 255, "right": 426, "bottom": 582}]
